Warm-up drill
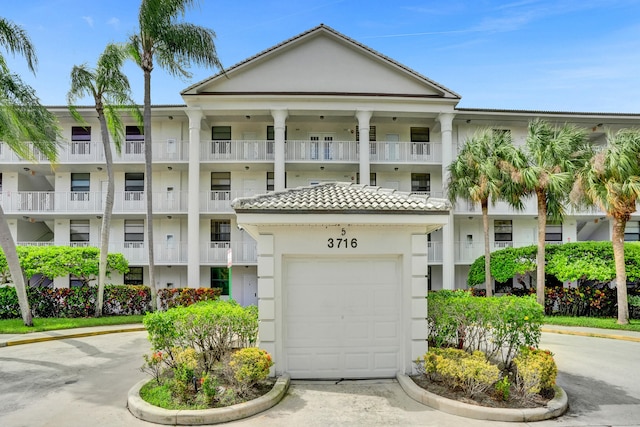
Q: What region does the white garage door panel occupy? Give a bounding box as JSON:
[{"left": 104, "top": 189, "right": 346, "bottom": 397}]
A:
[{"left": 284, "top": 256, "right": 401, "bottom": 379}]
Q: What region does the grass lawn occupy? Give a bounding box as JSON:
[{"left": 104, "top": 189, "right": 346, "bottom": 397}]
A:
[
  {"left": 544, "top": 315, "right": 640, "bottom": 332},
  {"left": 0, "top": 315, "right": 144, "bottom": 334}
]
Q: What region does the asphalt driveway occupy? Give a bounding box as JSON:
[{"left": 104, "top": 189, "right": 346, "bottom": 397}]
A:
[{"left": 0, "top": 327, "right": 639, "bottom": 426}]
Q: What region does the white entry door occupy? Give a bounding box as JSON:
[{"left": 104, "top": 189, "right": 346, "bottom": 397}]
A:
[{"left": 283, "top": 256, "right": 401, "bottom": 379}]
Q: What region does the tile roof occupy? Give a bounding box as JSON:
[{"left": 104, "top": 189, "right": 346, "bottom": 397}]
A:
[{"left": 231, "top": 182, "right": 451, "bottom": 214}]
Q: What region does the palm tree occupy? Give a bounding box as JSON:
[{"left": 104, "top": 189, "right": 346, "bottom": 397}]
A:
[
  {"left": 67, "top": 43, "right": 142, "bottom": 317},
  {"left": 448, "top": 128, "right": 520, "bottom": 297},
  {"left": 571, "top": 128, "right": 640, "bottom": 325},
  {"left": 0, "top": 17, "right": 60, "bottom": 326},
  {"left": 509, "top": 119, "right": 590, "bottom": 305},
  {"left": 127, "top": 0, "right": 223, "bottom": 307}
]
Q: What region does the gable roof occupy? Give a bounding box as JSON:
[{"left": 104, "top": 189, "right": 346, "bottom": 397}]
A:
[
  {"left": 182, "top": 24, "right": 460, "bottom": 100},
  {"left": 231, "top": 182, "right": 451, "bottom": 214}
]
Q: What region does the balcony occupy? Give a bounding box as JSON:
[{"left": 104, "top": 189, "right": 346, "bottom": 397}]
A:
[
  {"left": 1, "top": 191, "right": 187, "bottom": 214},
  {"left": 0, "top": 140, "right": 188, "bottom": 164},
  {"left": 198, "top": 139, "right": 442, "bottom": 164},
  {"left": 201, "top": 190, "right": 259, "bottom": 213},
  {"left": 202, "top": 241, "right": 257, "bottom": 264},
  {"left": 454, "top": 240, "right": 537, "bottom": 264}
]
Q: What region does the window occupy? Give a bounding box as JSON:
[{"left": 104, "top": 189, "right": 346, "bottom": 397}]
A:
[
  {"left": 267, "top": 172, "right": 274, "bottom": 191},
  {"left": 125, "top": 219, "right": 144, "bottom": 246},
  {"left": 125, "top": 126, "right": 144, "bottom": 154},
  {"left": 71, "top": 173, "right": 90, "bottom": 201},
  {"left": 125, "top": 173, "right": 144, "bottom": 201},
  {"left": 211, "top": 126, "right": 231, "bottom": 155},
  {"left": 266, "top": 125, "right": 287, "bottom": 154},
  {"left": 212, "top": 126, "right": 231, "bottom": 140},
  {"left": 494, "top": 220, "right": 513, "bottom": 242},
  {"left": 625, "top": 221, "right": 640, "bottom": 241},
  {"left": 69, "top": 275, "right": 85, "bottom": 288},
  {"left": 70, "top": 220, "right": 90, "bottom": 243},
  {"left": 124, "top": 267, "right": 144, "bottom": 285},
  {"left": 356, "top": 126, "right": 377, "bottom": 155},
  {"left": 545, "top": 223, "right": 563, "bottom": 243},
  {"left": 356, "top": 173, "right": 376, "bottom": 186},
  {"left": 71, "top": 126, "right": 91, "bottom": 155},
  {"left": 411, "top": 173, "right": 431, "bottom": 193},
  {"left": 211, "top": 172, "right": 231, "bottom": 200},
  {"left": 211, "top": 220, "right": 231, "bottom": 242},
  {"left": 266, "top": 172, "right": 285, "bottom": 191},
  {"left": 211, "top": 267, "right": 229, "bottom": 296},
  {"left": 410, "top": 127, "right": 430, "bottom": 156}
]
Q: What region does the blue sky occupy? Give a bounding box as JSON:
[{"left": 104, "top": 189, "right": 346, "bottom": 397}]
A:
[{"left": 3, "top": 0, "right": 640, "bottom": 112}]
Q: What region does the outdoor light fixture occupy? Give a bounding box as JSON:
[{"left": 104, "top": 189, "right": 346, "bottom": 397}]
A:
[
  {"left": 392, "top": 117, "right": 397, "bottom": 121},
  {"left": 167, "top": 166, "right": 173, "bottom": 170},
  {"left": 245, "top": 115, "right": 251, "bottom": 120},
  {"left": 97, "top": 167, "right": 103, "bottom": 171},
  {"left": 245, "top": 166, "right": 250, "bottom": 170},
  {"left": 23, "top": 167, "right": 30, "bottom": 172},
  {"left": 320, "top": 166, "right": 325, "bottom": 170},
  {"left": 320, "top": 115, "right": 324, "bottom": 120}
]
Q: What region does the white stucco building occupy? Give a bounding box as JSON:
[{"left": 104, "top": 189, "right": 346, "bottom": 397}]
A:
[{"left": 1, "top": 23, "right": 639, "bottom": 300}]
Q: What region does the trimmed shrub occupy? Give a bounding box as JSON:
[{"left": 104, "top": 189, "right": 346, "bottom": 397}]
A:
[
  {"left": 545, "top": 284, "right": 617, "bottom": 317},
  {"left": 427, "top": 290, "right": 543, "bottom": 368},
  {"left": 421, "top": 348, "right": 500, "bottom": 398},
  {"left": 513, "top": 347, "right": 558, "bottom": 400},
  {"left": 144, "top": 300, "right": 258, "bottom": 372},
  {"left": 158, "top": 287, "right": 222, "bottom": 310},
  {"left": 229, "top": 347, "right": 274, "bottom": 395},
  {"left": 0, "top": 286, "right": 20, "bottom": 319}
]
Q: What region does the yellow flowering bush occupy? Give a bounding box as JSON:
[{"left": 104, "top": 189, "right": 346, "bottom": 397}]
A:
[
  {"left": 229, "top": 348, "right": 273, "bottom": 395},
  {"left": 423, "top": 348, "right": 500, "bottom": 398},
  {"left": 513, "top": 346, "right": 557, "bottom": 398}
]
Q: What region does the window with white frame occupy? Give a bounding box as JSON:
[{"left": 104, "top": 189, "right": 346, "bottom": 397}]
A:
[
  {"left": 70, "top": 173, "right": 90, "bottom": 201},
  {"left": 545, "top": 223, "right": 563, "bottom": 243},
  {"left": 211, "top": 220, "right": 231, "bottom": 243},
  {"left": 356, "top": 173, "right": 376, "bottom": 186},
  {"left": 410, "top": 127, "right": 430, "bottom": 156},
  {"left": 625, "top": 221, "right": 640, "bottom": 241},
  {"left": 125, "top": 126, "right": 144, "bottom": 154},
  {"left": 411, "top": 173, "right": 430, "bottom": 193},
  {"left": 124, "top": 219, "right": 144, "bottom": 248},
  {"left": 70, "top": 219, "right": 90, "bottom": 244},
  {"left": 71, "top": 126, "right": 91, "bottom": 155},
  {"left": 494, "top": 220, "right": 513, "bottom": 246},
  {"left": 211, "top": 172, "right": 231, "bottom": 200},
  {"left": 212, "top": 126, "right": 231, "bottom": 155}
]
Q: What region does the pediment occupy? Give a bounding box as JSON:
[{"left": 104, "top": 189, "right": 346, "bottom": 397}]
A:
[{"left": 182, "top": 25, "right": 459, "bottom": 99}]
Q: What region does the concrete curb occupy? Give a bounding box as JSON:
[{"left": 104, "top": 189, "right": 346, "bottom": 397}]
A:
[
  {"left": 127, "top": 374, "right": 290, "bottom": 425},
  {"left": 397, "top": 373, "right": 568, "bottom": 422},
  {"left": 0, "top": 326, "right": 146, "bottom": 347},
  {"left": 541, "top": 327, "right": 640, "bottom": 343}
]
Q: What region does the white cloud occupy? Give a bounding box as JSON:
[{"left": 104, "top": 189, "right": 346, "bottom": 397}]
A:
[
  {"left": 107, "top": 17, "right": 120, "bottom": 29},
  {"left": 82, "top": 16, "right": 94, "bottom": 27}
]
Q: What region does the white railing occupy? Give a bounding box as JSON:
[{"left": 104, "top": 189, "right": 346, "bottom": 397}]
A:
[
  {"left": 1, "top": 191, "right": 186, "bottom": 213},
  {"left": 427, "top": 241, "right": 443, "bottom": 263},
  {"left": 454, "top": 240, "right": 538, "bottom": 264},
  {"left": 202, "top": 241, "right": 258, "bottom": 264},
  {"left": 201, "top": 190, "right": 259, "bottom": 213},
  {"left": 0, "top": 140, "right": 188, "bottom": 164},
  {"left": 285, "top": 140, "right": 358, "bottom": 162},
  {"left": 370, "top": 141, "right": 442, "bottom": 163},
  {"left": 201, "top": 140, "right": 274, "bottom": 162}
]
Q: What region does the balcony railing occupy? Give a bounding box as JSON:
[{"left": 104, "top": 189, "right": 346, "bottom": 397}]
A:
[
  {"left": 454, "top": 240, "right": 538, "bottom": 264},
  {"left": 202, "top": 241, "right": 257, "bottom": 264},
  {"left": 1, "top": 191, "right": 187, "bottom": 214},
  {"left": 0, "top": 140, "right": 188, "bottom": 164},
  {"left": 370, "top": 141, "right": 442, "bottom": 163},
  {"left": 201, "top": 140, "right": 274, "bottom": 162},
  {"left": 201, "top": 190, "right": 259, "bottom": 213}
]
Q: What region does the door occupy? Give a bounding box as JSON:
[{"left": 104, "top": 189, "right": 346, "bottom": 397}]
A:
[{"left": 284, "top": 256, "right": 401, "bottom": 379}]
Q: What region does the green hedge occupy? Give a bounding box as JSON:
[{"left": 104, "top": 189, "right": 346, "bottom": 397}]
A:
[
  {"left": 0, "top": 285, "right": 151, "bottom": 319},
  {"left": 144, "top": 300, "right": 258, "bottom": 372},
  {"left": 427, "top": 290, "right": 544, "bottom": 369},
  {"left": 157, "top": 288, "right": 222, "bottom": 310},
  {"left": 467, "top": 242, "right": 640, "bottom": 288}
]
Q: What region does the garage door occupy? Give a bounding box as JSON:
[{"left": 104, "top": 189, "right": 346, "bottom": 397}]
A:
[{"left": 284, "top": 256, "right": 401, "bottom": 379}]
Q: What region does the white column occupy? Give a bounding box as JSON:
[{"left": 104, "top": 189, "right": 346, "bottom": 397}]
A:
[
  {"left": 437, "top": 112, "right": 456, "bottom": 290},
  {"left": 356, "top": 110, "right": 373, "bottom": 184},
  {"left": 187, "top": 109, "right": 203, "bottom": 287},
  {"left": 271, "top": 109, "right": 288, "bottom": 191}
]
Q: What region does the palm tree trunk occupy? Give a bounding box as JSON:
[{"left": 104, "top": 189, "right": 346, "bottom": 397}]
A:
[
  {"left": 482, "top": 199, "right": 492, "bottom": 297},
  {"left": 536, "top": 190, "right": 547, "bottom": 306},
  {"left": 96, "top": 106, "right": 114, "bottom": 317},
  {"left": 612, "top": 215, "right": 630, "bottom": 325},
  {"left": 143, "top": 67, "right": 157, "bottom": 310},
  {"left": 0, "top": 205, "right": 32, "bottom": 326}
]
